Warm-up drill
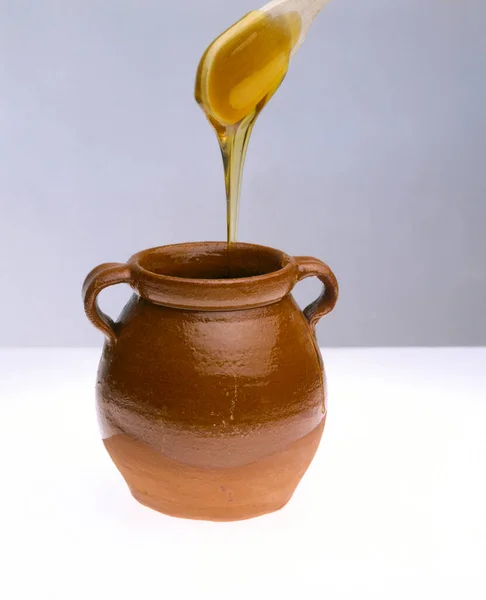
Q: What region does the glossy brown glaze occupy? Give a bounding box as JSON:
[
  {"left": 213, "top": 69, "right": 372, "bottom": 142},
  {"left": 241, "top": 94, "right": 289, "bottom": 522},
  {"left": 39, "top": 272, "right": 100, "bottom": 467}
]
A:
[{"left": 82, "top": 242, "right": 338, "bottom": 521}]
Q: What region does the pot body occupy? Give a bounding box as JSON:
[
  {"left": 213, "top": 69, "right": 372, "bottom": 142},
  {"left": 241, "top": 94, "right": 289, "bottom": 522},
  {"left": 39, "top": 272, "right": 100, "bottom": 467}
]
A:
[{"left": 83, "top": 242, "right": 338, "bottom": 520}]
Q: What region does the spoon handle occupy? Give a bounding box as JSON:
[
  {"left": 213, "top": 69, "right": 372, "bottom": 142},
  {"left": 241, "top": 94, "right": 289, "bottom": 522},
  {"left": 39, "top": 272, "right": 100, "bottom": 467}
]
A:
[{"left": 263, "top": 0, "right": 332, "bottom": 54}]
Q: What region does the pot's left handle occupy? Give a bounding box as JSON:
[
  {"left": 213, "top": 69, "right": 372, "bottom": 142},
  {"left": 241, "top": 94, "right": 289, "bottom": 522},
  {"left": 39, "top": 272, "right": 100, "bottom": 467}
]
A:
[{"left": 82, "top": 262, "right": 133, "bottom": 344}]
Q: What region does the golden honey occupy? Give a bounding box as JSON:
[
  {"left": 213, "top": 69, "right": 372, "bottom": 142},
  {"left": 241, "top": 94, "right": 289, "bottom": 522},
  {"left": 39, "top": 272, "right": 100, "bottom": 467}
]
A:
[{"left": 195, "top": 10, "right": 301, "bottom": 243}]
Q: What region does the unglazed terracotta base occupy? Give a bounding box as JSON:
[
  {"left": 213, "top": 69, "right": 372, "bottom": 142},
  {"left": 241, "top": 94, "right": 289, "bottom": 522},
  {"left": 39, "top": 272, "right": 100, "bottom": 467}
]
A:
[
  {"left": 104, "top": 419, "right": 325, "bottom": 521},
  {"left": 83, "top": 242, "right": 338, "bottom": 521}
]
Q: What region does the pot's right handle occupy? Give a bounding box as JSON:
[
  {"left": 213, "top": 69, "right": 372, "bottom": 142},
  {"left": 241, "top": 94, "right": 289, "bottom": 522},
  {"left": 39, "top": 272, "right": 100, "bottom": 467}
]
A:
[
  {"left": 294, "top": 256, "right": 339, "bottom": 332},
  {"left": 82, "top": 262, "right": 132, "bottom": 344}
]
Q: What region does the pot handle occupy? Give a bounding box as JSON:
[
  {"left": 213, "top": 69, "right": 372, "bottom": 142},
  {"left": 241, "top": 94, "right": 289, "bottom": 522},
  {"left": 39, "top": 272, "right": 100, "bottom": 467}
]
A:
[
  {"left": 294, "top": 256, "right": 339, "bottom": 332},
  {"left": 82, "top": 262, "right": 133, "bottom": 344}
]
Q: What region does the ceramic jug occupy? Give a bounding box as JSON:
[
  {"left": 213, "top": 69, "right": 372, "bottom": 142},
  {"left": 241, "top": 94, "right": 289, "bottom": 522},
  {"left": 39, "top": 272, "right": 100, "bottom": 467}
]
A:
[{"left": 82, "top": 242, "right": 338, "bottom": 521}]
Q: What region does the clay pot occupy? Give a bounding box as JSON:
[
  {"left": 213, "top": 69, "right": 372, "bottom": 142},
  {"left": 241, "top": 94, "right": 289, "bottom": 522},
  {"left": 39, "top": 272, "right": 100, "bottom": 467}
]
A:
[{"left": 82, "top": 242, "right": 338, "bottom": 521}]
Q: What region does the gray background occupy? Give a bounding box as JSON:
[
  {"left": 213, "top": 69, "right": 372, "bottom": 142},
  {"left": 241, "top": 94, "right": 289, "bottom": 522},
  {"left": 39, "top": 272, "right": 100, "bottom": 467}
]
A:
[{"left": 1, "top": 0, "right": 485, "bottom": 347}]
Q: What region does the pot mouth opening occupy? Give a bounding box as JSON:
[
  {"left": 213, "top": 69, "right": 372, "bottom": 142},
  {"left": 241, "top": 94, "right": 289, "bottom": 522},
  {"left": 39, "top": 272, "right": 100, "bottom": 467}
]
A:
[{"left": 131, "top": 242, "right": 291, "bottom": 283}]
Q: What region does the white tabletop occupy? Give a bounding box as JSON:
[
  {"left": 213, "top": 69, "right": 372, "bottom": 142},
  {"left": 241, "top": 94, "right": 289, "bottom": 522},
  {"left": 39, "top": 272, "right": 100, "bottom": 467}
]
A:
[{"left": 0, "top": 347, "right": 485, "bottom": 599}]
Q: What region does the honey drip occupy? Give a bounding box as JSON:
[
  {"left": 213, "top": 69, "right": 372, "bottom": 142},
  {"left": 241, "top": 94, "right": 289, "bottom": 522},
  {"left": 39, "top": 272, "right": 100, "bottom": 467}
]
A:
[{"left": 195, "top": 10, "right": 301, "bottom": 243}]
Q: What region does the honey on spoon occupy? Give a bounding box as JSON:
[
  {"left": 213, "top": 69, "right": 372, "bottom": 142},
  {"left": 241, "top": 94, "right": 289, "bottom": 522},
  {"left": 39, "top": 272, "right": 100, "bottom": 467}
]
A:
[{"left": 195, "top": 0, "right": 331, "bottom": 243}]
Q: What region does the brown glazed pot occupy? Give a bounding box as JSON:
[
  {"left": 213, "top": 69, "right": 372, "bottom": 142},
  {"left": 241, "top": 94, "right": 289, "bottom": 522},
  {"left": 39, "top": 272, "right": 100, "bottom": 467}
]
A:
[{"left": 82, "top": 242, "right": 338, "bottom": 521}]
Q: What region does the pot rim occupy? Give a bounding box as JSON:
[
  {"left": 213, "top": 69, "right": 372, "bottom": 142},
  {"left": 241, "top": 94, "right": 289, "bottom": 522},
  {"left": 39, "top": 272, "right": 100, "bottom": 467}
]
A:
[{"left": 127, "top": 241, "right": 299, "bottom": 311}]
